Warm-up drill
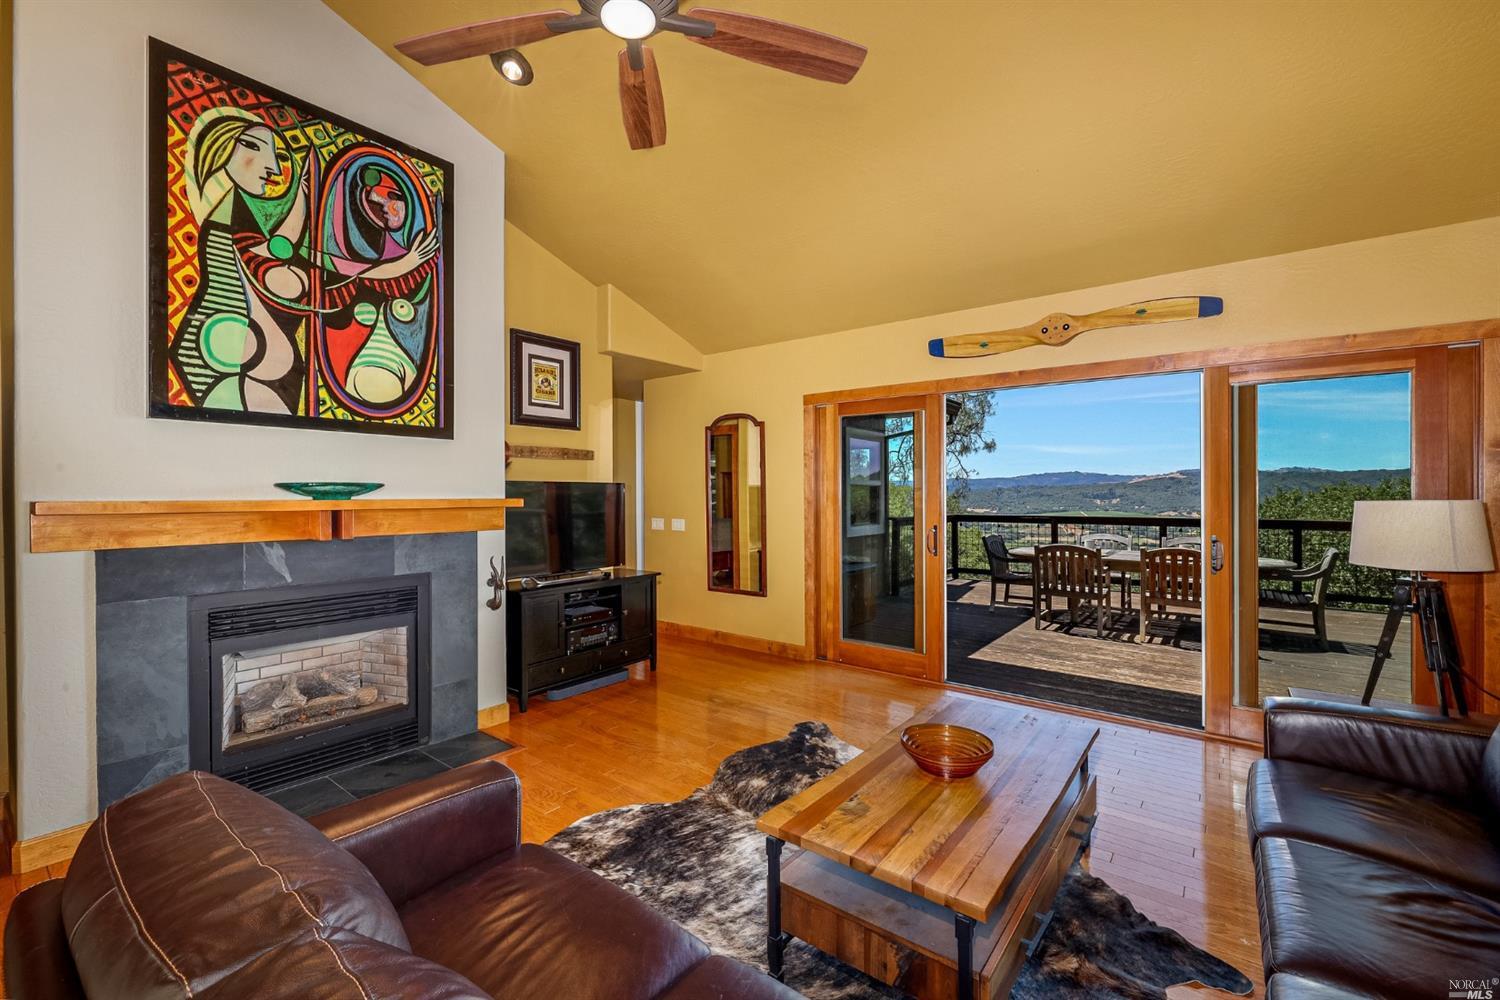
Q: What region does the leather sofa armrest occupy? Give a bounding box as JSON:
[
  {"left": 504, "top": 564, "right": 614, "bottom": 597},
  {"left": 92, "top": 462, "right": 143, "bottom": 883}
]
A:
[
  {"left": 1263, "top": 697, "right": 1494, "bottom": 799},
  {"left": 310, "top": 760, "right": 521, "bottom": 908},
  {"left": 4, "top": 880, "right": 87, "bottom": 1000}
]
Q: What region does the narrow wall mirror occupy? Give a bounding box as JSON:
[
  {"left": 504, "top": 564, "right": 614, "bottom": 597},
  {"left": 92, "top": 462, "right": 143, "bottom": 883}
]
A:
[{"left": 706, "top": 414, "right": 766, "bottom": 596}]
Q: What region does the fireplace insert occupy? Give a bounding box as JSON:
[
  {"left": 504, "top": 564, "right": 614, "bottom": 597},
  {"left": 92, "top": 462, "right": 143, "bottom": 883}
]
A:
[{"left": 188, "top": 575, "right": 431, "bottom": 792}]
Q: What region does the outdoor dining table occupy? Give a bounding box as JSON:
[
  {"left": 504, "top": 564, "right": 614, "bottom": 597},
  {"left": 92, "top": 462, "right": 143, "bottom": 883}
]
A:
[{"left": 1008, "top": 545, "right": 1298, "bottom": 607}]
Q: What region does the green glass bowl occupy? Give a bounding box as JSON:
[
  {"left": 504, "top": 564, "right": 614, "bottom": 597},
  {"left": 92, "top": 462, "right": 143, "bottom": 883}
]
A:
[{"left": 274, "top": 482, "right": 384, "bottom": 500}]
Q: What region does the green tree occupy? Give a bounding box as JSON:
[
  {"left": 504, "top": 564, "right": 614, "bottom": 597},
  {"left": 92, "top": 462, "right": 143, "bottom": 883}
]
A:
[
  {"left": 1257, "top": 476, "right": 1410, "bottom": 607},
  {"left": 945, "top": 392, "right": 998, "bottom": 511}
]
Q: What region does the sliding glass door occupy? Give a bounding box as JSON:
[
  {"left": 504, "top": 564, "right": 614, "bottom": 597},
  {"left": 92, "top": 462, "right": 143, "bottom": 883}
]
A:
[
  {"left": 806, "top": 336, "right": 1485, "bottom": 739},
  {"left": 819, "top": 396, "right": 945, "bottom": 679},
  {"left": 1203, "top": 346, "right": 1483, "bottom": 739}
]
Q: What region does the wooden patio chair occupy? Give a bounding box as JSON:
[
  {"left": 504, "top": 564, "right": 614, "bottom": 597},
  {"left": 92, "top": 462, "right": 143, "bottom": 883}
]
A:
[
  {"left": 1033, "top": 544, "right": 1112, "bottom": 637},
  {"left": 982, "top": 534, "right": 1029, "bottom": 609},
  {"left": 1259, "top": 547, "right": 1340, "bottom": 648},
  {"left": 1172, "top": 535, "right": 1205, "bottom": 550},
  {"left": 1079, "top": 532, "right": 1134, "bottom": 608},
  {"left": 1138, "top": 547, "right": 1203, "bottom": 641}
]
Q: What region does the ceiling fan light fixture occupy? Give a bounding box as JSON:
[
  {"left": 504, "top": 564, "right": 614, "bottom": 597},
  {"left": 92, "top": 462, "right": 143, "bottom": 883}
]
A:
[
  {"left": 491, "top": 49, "right": 534, "bottom": 85},
  {"left": 600, "top": 0, "right": 657, "bottom": 40}
]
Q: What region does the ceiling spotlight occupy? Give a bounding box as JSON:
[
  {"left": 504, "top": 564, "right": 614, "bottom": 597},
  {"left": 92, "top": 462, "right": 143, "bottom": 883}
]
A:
[
  {"left": 490, "top": 49, "right": 533, "bottom": 85},
  {"left": 599, "top": 0, "right": 657, "bottom": 40}
]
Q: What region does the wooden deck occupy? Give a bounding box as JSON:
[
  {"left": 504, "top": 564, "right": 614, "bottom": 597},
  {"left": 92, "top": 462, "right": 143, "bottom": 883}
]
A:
[{"left": 946, "top": 577, "right": 1411, "bottom": 728}]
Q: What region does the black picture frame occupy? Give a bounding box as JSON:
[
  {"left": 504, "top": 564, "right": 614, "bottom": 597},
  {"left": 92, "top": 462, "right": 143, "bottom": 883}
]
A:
[
  {"left": 147, "top": 38, "right": 456, "bottom": 439},
  {"left": 509, "top": 328, "right": 581, "bottom": 430}
]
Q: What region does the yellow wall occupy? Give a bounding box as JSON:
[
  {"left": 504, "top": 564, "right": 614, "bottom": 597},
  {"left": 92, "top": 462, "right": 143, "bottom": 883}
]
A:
[
  {"left": 612, "top": 397, "right": 640, "bottom": 567},
  {"left": 1, "top": 0, "right": 13, "bottom": 801},
  {"left": 505, "top": 222, "right": 614, "bottom": 483},
  {"left": 599, "top": 284, "right": 703, "bottom": 374},
  {"left": 642, "top": 217, "right": 1500, "bottom": 646}
]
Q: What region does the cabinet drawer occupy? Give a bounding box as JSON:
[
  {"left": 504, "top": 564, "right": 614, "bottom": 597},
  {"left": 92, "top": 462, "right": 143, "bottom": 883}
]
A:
[
  {"left": 527, "top": 653, "right": 596, "bottom": 688},
  {"left": 597, "top": 638, "right": 651, "bottom": 670}
]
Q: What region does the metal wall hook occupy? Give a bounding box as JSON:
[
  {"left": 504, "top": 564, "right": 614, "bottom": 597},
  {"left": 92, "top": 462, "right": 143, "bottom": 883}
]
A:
[{"left": 485, "top": 556, "right": 506, "bottom": 611}]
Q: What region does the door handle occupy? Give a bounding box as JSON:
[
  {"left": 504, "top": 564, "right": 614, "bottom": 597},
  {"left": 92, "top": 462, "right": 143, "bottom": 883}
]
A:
[
  {"left": 927, "top": 525, "right": 939, "bottom": 557},
  {"left": 1209, "top": 536, "right": 1225, "bottom": 574}
]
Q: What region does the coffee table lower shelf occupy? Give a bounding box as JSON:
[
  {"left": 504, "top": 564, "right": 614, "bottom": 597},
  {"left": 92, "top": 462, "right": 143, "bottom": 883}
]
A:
[{"left": 767, "top": 776, "right": 1096, "bottom": 1000}]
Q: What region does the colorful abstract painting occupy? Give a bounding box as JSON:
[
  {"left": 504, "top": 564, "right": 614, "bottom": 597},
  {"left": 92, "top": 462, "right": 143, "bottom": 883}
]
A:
[{"left": 149, "top": 40, "right": 454, "bottom": 438}]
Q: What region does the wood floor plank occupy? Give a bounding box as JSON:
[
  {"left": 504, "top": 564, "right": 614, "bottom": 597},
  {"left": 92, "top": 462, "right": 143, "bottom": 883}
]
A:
[
  {"left": 489, "top": 637, "right": 1267, "bottom": 996},
  {"left": 0, "top": 636, "right": 1266, "bottom": 996}
]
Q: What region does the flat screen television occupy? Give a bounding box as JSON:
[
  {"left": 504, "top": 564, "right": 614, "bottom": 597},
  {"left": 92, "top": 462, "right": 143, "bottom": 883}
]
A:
[{"left": 505, "top": 481, "right": 625, "bottom": 577}]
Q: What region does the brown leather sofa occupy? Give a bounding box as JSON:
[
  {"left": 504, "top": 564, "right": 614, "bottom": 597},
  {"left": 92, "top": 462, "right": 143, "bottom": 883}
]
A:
[
  {"left": 1248, "top": 697, "right": 1500, "bottom": 1000},
  {"left": 4, "top": 760, "right": 798, "bottom": 999}
]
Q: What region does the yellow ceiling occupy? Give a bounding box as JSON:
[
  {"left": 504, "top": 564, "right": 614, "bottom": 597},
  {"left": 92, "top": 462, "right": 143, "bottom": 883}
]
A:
[{"left": 327, "top": 0, "right": 1500, "bottom": 354}]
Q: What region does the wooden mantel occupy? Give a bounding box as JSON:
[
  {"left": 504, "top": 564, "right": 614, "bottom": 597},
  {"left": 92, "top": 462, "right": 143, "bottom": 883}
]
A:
[{"left": 29, "top": 498, "right": 524, "bottom": 553}]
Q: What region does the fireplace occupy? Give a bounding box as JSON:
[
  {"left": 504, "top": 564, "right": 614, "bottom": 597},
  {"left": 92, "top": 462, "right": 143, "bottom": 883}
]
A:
[{"left": 188, "top": 575, "right": 431, "bottom": 792}]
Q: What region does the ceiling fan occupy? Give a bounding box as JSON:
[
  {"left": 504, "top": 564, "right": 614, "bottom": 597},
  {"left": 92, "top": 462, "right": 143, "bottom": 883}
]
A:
[{"left": 394, "top": 1, "right": 868, "bottom": 150}]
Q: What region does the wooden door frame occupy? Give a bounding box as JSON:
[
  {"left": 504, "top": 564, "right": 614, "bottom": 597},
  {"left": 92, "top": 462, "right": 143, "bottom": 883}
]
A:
[
  {"left": 804, "top": 319, "right": 1500, "bottom": 737},
  {"left": 1203, "top": 345, "right": 1481, "bottom": 740},
  {"left": 814, "top": 396, "right": 945, "bottom": 680}
]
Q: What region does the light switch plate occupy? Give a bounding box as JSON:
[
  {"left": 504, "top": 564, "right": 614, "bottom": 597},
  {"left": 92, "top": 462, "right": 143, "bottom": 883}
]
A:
[
  {"left": 671, "top": 518, "right": 686, "bottom": 532},
  {"left": 650, "top": 517, "right": 665, "bottom": 531}
]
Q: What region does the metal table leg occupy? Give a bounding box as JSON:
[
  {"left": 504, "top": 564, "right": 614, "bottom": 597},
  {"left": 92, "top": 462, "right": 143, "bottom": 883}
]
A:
[
  {"left": 766, "top": 836, "right": 791, "bottom": 981},
  {"left": 955, "top": 912, "right": 977, "bottom": 1000}
]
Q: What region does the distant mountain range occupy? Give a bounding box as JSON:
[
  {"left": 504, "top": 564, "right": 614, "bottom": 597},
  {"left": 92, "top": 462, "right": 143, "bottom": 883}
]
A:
[{"left": 949, "top": 467, "right": 1410, "bottom": 516}]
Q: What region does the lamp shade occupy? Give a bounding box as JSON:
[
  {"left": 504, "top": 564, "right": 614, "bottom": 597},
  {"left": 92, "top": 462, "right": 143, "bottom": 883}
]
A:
[{"left": 1349, "top": 500, "right": 1494, "bottom": 573}]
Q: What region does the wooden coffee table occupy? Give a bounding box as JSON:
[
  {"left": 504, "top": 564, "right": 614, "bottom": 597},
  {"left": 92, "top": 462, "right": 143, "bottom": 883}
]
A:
[{"left": 757, "top": 693, "right": 1098, "bottom": 1000}]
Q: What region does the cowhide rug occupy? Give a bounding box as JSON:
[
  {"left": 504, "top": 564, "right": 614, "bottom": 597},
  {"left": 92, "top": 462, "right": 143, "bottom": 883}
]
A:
[{"left": 546, "top": 722, "right": 1253, "bottom": 1000}]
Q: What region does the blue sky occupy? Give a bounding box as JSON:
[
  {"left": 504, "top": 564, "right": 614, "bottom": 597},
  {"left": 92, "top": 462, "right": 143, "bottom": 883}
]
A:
[{"left": 958, "top": 371, "right": 1411, "bottom": 478}]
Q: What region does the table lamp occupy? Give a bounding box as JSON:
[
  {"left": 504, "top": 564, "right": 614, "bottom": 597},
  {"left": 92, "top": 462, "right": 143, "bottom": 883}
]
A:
[{"left": 1349, "top": 499, "right": 1494, "bottom": 716}]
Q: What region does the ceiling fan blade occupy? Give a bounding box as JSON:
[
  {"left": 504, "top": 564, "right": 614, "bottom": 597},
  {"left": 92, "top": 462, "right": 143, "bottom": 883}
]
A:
[
  {"left": 618, "top": 45, "right": 667, "bottom": 150},
  {"left": 395, "top": 10, "right": 574, "bottom": 66},
  {"left": 929, "top": 297, "right": 1223, "bottom": 359},
  {"left": 683, "top": 8, "right": 867, "bottom": 84}
]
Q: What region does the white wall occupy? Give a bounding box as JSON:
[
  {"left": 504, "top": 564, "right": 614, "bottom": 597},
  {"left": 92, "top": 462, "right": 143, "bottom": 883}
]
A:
[{"left": 12, "top": 0, "right": 507, "bottom": 838}]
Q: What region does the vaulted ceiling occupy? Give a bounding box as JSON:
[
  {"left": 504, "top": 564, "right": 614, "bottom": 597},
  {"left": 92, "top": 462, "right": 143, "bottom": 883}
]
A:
[{"left": 327, "top": 0, "right": 1500, "bottom": 353}]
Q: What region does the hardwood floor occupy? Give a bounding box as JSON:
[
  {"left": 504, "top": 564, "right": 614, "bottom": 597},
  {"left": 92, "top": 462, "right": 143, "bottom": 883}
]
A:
[
  {"left": 493, "top": 637, "right": 1266, "bottom": 997},
  {"left": 0, "top": 636, "right": 1265, "bottom": 996}
]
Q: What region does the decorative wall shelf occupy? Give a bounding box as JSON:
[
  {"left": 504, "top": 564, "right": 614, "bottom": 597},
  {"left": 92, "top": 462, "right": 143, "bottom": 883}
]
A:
[
  {"left": 29, "top": 498, "right": 523, "bottom": 553},
  {"left": 508, "top": 444, "right": 596, "bottom": 462}
]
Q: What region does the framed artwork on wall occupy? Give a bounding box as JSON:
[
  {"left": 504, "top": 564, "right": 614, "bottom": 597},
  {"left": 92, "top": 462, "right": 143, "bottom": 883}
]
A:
[
  {"left": 148, "top": 39, "right": 455, "bottom": 438},
  {"left": 509, "top": 329, "right": 581, "bottom": 430}
]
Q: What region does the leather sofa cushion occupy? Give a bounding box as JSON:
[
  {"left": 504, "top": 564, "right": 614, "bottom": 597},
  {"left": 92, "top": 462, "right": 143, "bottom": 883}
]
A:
[
  {"left": 1248, "top": 759, "right": 1500, "bottom": 896},
  {"left": 1266, "top": 974, "right": 1376, "bottom": 1000},
  {"left": 1256, "top": 837, "right": 1500, "bottom": 999},
  {"left": 401, "top": 843, "right": 709, "bottom": 1000},
  {"left": 4, "top": 881, "right": 86, "bottom": 1000},
  {"left": 656, "top": 955, "right": 802, "bottom": 1000},
  {"left": 198, "top": 928, "right": 490, "bottom": 999},
  {"left": 1483, "top": 727, "right": 1500, "bottom": 821},
  {"left": 60, "top": 771, "right": 409, "bottom": 999}
]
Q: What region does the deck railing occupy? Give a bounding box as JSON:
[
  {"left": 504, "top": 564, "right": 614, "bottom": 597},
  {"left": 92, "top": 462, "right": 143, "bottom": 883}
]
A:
[{"left": 886, "top": 513, "right": 1397, "bottom": 609}]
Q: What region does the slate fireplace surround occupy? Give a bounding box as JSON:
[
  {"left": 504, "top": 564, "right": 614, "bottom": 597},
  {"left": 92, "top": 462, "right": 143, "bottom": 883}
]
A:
[{"left": 94, "top": 532, "right": 479, "bottom": 809}]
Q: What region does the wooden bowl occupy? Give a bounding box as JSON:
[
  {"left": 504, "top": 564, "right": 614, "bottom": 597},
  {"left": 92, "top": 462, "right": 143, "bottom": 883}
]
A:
[{"left": 900, "top": 724, "right": 994, "bottom": 780}]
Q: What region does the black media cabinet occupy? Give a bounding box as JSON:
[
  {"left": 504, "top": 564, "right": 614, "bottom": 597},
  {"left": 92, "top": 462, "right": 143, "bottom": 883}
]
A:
[{"left": 506, "top": 568, "right": 658, "bottom": 712}]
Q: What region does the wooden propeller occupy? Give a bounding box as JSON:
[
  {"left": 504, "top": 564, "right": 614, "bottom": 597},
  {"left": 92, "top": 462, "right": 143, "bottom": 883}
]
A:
[{"left": 929, "top": 296, "right": 1224, "bottom": 359}]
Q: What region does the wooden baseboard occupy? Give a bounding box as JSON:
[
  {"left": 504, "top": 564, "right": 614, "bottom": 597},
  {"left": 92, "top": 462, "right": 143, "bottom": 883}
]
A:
[
  {"left": 11, "top": 821, "right": 89, "bottom": 874},
  {"left": 478, "top": 702, "right": 511, "bottom": 728},
  {"left": 659, "top": 621, "right": 813, "bottom": 661}
]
